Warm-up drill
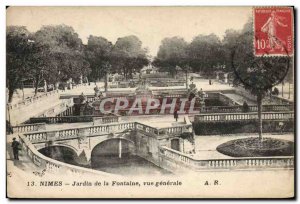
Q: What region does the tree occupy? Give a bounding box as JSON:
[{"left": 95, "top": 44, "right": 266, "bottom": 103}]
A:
[
  {"left": 222, "top": 29, "right": 241, "bottom": 72},
  {"left": 187, "top": 34, "right": 225, "bottom": 76},
  {"left": 153, "top": 37, "right": 188, "bottom": 76},
  {"left": 34, "top": 25, "right": 90, "bottom": 87},
  {"left": 111, "top": 35, "right": 149, "bottom": 80},
  {"left": 6, "top": 26, "right": 33, "bottom": 102},
  {"left": 85, "top": 36, "right": 113, "bottom": 91},
  {"left": 25, "top": 35, "right": 51, "bottom": 95},
  {"left": 85, "top": 36, "right": 113, "bottom": 82},
  {"left": 231, "top": 18, "right": 291, "bottom": 140}
]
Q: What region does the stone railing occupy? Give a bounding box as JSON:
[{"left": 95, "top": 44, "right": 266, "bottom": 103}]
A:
[
  {"left": 218, "top": 93, "right": 240, "bottom": 106},
  {"left": 271, "top": 95, "right": 294, "bottom": 105},
  {"left": 7, "top": 90, "right": 59, "bottom": 110},
  {"left": 24, "top": 120, "right": 188, "bottom": 144},
  {"left": 235, "top": 86, "right": 294, "bottom": 105},
  {"left": 89, "top": 122, "right": 135, "bottom": 136},
  {"left": 18, "top": 134, "right": 113, "bottom": 176},
  {"left": 30, "top": 115, "right": 93, "bottom": 124},
  {"left": 35, "top": 98, "right": 74, "bottom": 118},
  {"left": 149, "top": 87, "right": 187, "bottom": 92},
  {"left": 194, "top": 111, "right": 294, "bottom": 122},
  {"left": 93, "top": 115, "right": 120, "bottom": 124},
  {"left": 12, "top": 123, "right": 46, "bottom": 133},
  {"left": 158, "top": 124, "right": 193, "bottom": 135},
  {"left": 160, "top": 146, "right": 294, "bottom": 170},
  {"left": 200, "top": 104, "right": 294, "bottom": 113},
  {"left": 30, "top": 114, "right": 120, "bottom": 125},
  {"left": 135, "top": 122, "right": 160, "bottom": 136},
  {"left": 24, "top": 122, "right": 136, "bottom": 144}
]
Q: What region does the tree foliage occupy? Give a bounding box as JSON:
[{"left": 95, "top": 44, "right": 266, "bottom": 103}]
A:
[
  {"left": 85, "top": 35, "right": 112, "bottom": 81},
  {"left": 187, "top": 34, "right": 225, "bottom": 75},
  {"left": 111, "top": 35, "right": 149, "bottom": 79},
  {"left": 230, "top": 18, "right": 291, "bottom": 140},
  {"left": 7, "top": 26, "right": 36, "bottom": 102},
  {"left": 154, "top": 34, "right": 226, "bottom": 76},
  {"left": 153, "top": 37, "right": 188, "bottom": 76},
  {"left": 34, "top": 25, "right": 90, "bottom": 84}
]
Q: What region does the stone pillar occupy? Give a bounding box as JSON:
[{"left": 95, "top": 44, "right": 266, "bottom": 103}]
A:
[
  {"left": 216, "top": 73, "right": 219, "bottom": 80},
  {"left": 78, "top": 129, "right": 90, "bottom": 149},
  {"left": 224, "top": 73, "right": 228, "bottom": 84},
  {"left": 79, "top": 75, "right": 83, "bottom": 84},
  {"left": 44, "top": 80, "right": 47, "bottom": 93},
  {"left": 76, "top": 149, "right": 91, "bottom": 166},
  {"left": 119, "top": 139, "right": 122, "bottom": 158},
  {"left": 55, "top": 82, "right": 60, "bottom": 90}
]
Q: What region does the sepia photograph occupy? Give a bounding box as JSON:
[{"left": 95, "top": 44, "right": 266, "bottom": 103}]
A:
[{"left": 5, "top": 6, "right": 295, "bottom": 199}]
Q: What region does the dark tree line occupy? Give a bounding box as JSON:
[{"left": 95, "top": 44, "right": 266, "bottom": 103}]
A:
[
  {"left": 154, "top": 18, "right": 292, "bottom": 140},
  {"left": 86, "top": 35, "right": 149, "bottom": 82},
  {"left": 153, "top": 20, "right": 251, "bottom": 77},
  {"left": 7, "top": 25, "right": 149, "bottom": 102}
]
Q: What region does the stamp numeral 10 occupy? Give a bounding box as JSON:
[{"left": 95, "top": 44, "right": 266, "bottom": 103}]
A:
[{"left": 256, "top": 39, "right": 268, "bottom": 49}]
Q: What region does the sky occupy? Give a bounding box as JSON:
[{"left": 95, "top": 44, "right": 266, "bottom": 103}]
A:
[{"left": 7, "top": 6, "right": 252, "bottom": 57}]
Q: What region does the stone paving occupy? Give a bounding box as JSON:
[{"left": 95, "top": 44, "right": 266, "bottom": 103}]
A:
[
  {"left": 193, "top": 79, "right": 234, "bottom": 92},
  {"left": 7, "top": 133, "right": 44, "bottom": 176},
  {"left": 192, "top": 133, "right": 294, "bottom": 160},
  {"left": 6, "top": 78, "right": 294, "bottom": 174},
  {"left": 37, "top": 114, "right": 187, "bottom": 132},
  {"left": 6, "top": 130, "right": 294, "bottom": 175},
  {"left": 9, "top": 78, "right": 294, "bottom": 105},
  {"left": 223, "top": 93, "right": 256, "bottom": 105}
]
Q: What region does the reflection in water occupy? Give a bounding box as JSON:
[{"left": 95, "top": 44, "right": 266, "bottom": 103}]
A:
[
  {"left": 92, "top": 154, "right": 170, "bottom": 176},
  {"left": 38, "top": 146, "right": 78, "bottom": 165}
]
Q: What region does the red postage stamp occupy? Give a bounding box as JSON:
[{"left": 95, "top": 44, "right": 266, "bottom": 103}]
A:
[{"left": 254, "top": 7, "right": 294, "bottom": 56}]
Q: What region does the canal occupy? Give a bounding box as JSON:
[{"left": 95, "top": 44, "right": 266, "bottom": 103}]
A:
[{"left": 39, "top": 146, "right": 170, "bottom": 176}]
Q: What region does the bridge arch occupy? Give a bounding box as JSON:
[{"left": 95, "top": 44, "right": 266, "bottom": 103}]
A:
[
  {"left": 36, "top": 144, "right": 78, "bottom": 154},
  {"left": 90, "top": 138, "right": 136, "bottom": 168},
  {"left": 38, "top": 145, "right": 79, "bottom": 165}
]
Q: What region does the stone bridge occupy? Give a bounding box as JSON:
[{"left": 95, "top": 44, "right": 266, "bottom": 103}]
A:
[{"left": 21, "top": 119, "right": 194, "bottom": 167}]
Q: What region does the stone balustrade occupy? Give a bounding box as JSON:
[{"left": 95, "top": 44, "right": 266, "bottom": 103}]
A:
[
  {"left": 31, "top": 115, "right": 93, "bottom": 124},
  {"left": 89, "top": 122, "right": 135, "bottom": 136},
  {"left": 12, "top": 123, "right": 46, "bottom": 133},
  {"left": 158, "top": 125, "right": 192, "bottom": 135},
  {"left": 24, "top": 120, "right": 189, "bottom": 144},
  {"left": 135, "top": 122, "right": 160, "bottom": 135},
  {"left": 271, "top": 95, "right": 294, "bottom": 105},
  {"left": 19, "top": 118, "right": 294, "bottom": 175},
  {"left": 18, "top": 134, "right": 112, "bottom": 176},
  {"left": 93, "top": 115, "right": 120, "bottom": 124},
  {"left": 160, "top": 146, "right": 294, "bottom": 170},
  {"left": 194, "top": 111, "right": 294, "bottom": 122},
  {"left": 200, "top": 104, "right": 294, "bottom": 113},
  {"left": 25, "top": 132, "right": 48, "bottom": 143},
  {"left": 7, "top": 90, "right": 59, "bottom": 110},
  {"left": 24, "top": 122, "right": 137, "bottom": 144},
  {"left": 218, "top": 93, "right": 240, "bottom": 106},
  {"left": 35, "top": 98, "right": 74, "bottom": 118}
]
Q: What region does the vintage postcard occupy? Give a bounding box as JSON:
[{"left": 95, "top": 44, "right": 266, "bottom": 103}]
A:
[{"left": 6, "top": 6, "right": 295, "bottom": 198}]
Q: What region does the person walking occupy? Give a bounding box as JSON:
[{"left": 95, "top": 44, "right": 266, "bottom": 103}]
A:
[
  {"left": 6, "top": 120, "right": 13, "bottom": 134},
  {"left": 11, "top": 137, "right": 20, "bottom": 160},
  {"left": 174, "top": 110, "right": 179, "bottom": 122}
]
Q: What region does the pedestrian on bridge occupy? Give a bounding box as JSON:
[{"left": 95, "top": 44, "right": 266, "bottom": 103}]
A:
[
  {"left": 174, "top": 110, "right": 179, "bottom": 122},
  {"left": 11, "top": 137, "right": 20, "bottom": 160}
]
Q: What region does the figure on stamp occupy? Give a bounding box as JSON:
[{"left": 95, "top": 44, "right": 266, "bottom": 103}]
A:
[{"left": 261, "top": 11, "right": 288, "bottom": 51}]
